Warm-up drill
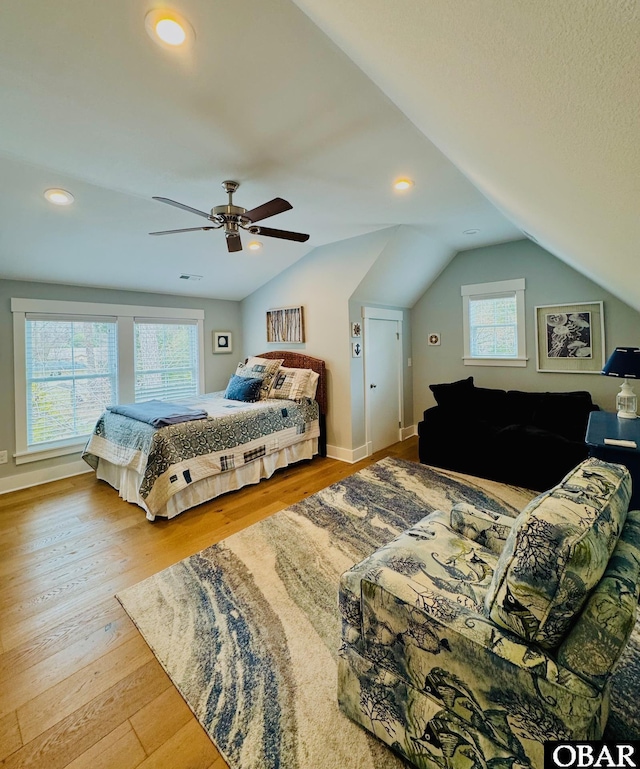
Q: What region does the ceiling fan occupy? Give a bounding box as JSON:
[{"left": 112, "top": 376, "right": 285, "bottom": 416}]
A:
[{"left": 149, "top": 180, "right": 310, "bottom": 253}]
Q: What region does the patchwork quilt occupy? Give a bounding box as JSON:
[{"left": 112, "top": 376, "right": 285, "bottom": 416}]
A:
[{"left": 82, "top": 392, "right": 319, "bottom": 515}]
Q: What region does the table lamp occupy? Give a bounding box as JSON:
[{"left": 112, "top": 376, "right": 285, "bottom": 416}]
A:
[{"left": 602, "top": 346, "right": 640, "bottom": 419}]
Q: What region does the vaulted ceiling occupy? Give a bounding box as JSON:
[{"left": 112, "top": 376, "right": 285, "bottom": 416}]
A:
[{"left": 0, "top": 1, "right": 637, "bottom": 307}]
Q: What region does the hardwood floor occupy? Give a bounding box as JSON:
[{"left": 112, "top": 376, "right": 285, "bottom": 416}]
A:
[{"left": 0, "top": 438, "right": 419, "bottom": 768}]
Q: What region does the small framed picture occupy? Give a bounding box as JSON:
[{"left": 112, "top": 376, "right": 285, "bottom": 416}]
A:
[
  {"left": 213, "top": 331, "right": 233, "bottom": 354},
  {"left": 428, "top": 332, "right": 441, "bottom": 346},
  {"left": 351, "top": 321, "right": 362, "bottom": 338}
]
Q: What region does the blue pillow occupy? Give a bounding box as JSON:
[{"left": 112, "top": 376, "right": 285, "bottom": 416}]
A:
[{"left": 224, "top": 374, "right": 263, "bottom": 402}]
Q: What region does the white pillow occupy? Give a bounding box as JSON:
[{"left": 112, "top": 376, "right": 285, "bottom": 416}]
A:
[
  {"left": 302, "top": 370, "right": 319, "bottom": 400},
  {"left": 235, "top": 356, "right": 283, "bottom": 399},
  {"left": 268, "top": 366, "right": 312, "bottom": 401}
]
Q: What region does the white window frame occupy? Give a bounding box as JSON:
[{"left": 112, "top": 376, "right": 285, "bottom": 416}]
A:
[
  {"left": 461, "top": 278, "right": 527, "bottom": 367},
  {"left": 12, "top": 298, "right": 205, "bottom": 464}
]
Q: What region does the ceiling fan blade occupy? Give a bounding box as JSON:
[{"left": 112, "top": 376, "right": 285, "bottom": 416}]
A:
[
  {"left": 226, "top": 232, "right": 242, "bottom": 253},
  {"left": 255, "top": 226, "right": 309, "bottom": 243},
  {"left": 149, "top": 227, "right": 216, "bottom": 235},
  {"left": 243, "top": 197, "right": 292, "bottom": 223},
  {"left": 152, "top": 197, "right": 212, "bottom": 220}
]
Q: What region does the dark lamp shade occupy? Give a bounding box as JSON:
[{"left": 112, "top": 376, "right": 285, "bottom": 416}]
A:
[{"left": 602, "top": 347, "right": 640, "bottom": 379}]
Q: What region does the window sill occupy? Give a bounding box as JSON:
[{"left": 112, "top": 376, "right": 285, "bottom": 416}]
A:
[
  {"left": 14, "top": 438, "right": 88, "bottom": 465},
  {"left": 463, "top": 357, "right": 528, "bottom": 368}
]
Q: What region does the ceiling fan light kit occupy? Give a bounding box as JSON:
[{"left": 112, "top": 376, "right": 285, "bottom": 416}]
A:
[{"left": 150, "top": 180, "right": 309, "bottom": 253}]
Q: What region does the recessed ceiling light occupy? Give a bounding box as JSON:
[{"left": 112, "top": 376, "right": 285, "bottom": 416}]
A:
[
  {"left": 156, "top": 18, "right": 185, "bottom": 45},
  {"left": 393, "top": 178, "right": 414, "bottom": 191},
  {"left": 145, "top": 10, "right": 194, "bottom": 48},
  {"left": 463, "top": 228, "right": 480, "bottom": 235},
  {"left": 44, "top": 188, "right": 74, "bottom": 206},
  {"left": 247, "top": 241, "right": 263, "bottom": 251}
]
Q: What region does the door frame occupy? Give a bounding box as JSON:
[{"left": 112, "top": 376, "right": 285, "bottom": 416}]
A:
[{"left": 363, "top": 306, "right": 404, "bottom": 456}]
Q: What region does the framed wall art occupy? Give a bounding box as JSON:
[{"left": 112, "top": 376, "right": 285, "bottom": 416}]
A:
[
  {"left": 534, "top": 301, "right": 605, "bottom": 373},
  {"left": 213, "top": 331, "right": 233, "bottom": 354},
  {"left": 266, "top": 306, "right": 305, "bottom": 343}
]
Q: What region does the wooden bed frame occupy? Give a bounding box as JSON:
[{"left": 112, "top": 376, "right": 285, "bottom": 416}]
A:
[{"left": 256, "top": 351, "right": 327, "bottom": 456}]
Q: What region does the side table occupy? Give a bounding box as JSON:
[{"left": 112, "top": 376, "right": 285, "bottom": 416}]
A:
[{"left": 585, "top": 410, "right": 640, "bottom": 510}]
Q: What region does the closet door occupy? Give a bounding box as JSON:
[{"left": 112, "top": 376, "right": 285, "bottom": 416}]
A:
[{"left": 364, "top": 310, "right": 403, "bottom": 453}]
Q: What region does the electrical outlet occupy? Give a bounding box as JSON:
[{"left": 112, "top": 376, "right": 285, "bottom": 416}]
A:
[
  {"left": 0, "top": 450, "right": 7, "bottom": 464},
  {"left": 407, "top": 357, "right": 412, "bottom": 367}
]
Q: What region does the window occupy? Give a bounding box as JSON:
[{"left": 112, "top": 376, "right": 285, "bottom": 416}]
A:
[
  {"left": 26, "top": 315, "right": 118, "bottom": 446},
  {"left": 12, "top": 299, "right": 205, "bottom": 463},
  {"left": 461, "top": 279, "right": 527, "bottom": 366},
  {"left": 135, "top": 320, "right": 199, "bottom": 402}
]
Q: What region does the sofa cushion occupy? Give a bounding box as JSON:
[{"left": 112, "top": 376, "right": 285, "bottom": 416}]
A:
[
  {"left": 532, "top": 391, "right": 596, "bottom": 441},
  {"left": 450, "top": 502, "right": 516, "bottom": 555},
  {"left": 429, "top": 376, "right": 474, "bottom": 409},
  {"left": 470, "top": 387, "right": 510, "bottom": 425},
  {"left": 505, "top": 390, "right": 543, "bottom": 425},
  {"left": 557, "top": 510, "right": 640, "bottom": 690},
  {"left": 485, "top": 458, "right": 631, "bottom": 649},
  {"left": 493, "top": 424, "right": 589, "bottom": 491}
]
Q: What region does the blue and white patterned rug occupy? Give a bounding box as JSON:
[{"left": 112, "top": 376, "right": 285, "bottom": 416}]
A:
[{"left": 116, "top": 457, "right": 639, "bottom": 768}]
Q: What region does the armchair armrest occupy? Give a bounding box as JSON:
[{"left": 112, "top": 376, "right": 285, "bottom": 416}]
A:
[{"left": 360, "top": 566, "right": 603, "bottom": 742}]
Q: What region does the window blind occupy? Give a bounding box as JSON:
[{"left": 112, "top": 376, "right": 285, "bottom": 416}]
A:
[
  {"left": 25, "top": 317, "right": 118, "bottom": 446},
  {"left": 134, "top": 320, "right": 199, "bottom": 402}
]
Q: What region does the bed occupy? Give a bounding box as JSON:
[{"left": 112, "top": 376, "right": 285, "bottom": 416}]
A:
[{"left": 82, "top": 352, "right": 327, "bottom": 521}]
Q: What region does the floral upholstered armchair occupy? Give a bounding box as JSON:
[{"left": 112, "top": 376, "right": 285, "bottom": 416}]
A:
[{"left": 338, "top": 458, "right": 640, "bottom": 769}]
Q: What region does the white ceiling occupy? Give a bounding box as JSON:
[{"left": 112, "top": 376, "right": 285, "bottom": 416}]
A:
[
  {"left": 292, "top": 0, "right": 640, "bottom": 312},
  {"left": 0, "top": 0, "right": 520, "bottom": 301},
  {"left": 1, "top": 2, "right": 636, "bottom": 309}
]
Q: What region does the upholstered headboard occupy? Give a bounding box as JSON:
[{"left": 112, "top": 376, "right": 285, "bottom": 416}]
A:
[{"left": 257, "top": 351, "right": 327, "bottom": 416}]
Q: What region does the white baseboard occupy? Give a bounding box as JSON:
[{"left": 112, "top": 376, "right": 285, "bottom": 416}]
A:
[
  {"left": 326, "top": 444, "right": 370, "bottom": 464},
  {"left": 0, "top": 459, "right": 92, "bottom": 496},
  {"left": 327, "top": 429, "right": 416, "bottom": 464}
]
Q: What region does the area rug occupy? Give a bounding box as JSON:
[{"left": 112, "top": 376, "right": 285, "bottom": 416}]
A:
[{"left": 116, "top": 457, "right": 639, "bottom": 768}]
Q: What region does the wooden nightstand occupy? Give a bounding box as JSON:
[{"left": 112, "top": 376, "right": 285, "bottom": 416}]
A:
[{"left": 586, "top": 410, "right": 640, "bottom": 509}]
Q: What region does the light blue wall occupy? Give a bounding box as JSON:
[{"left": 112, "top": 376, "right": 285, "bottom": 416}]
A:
[
  {"left": 411, "top": 239, "right": 640, "bottom": 420},
  {"left": 0, "top": 279, "right": 242, "bottom": 482},
  {"left": 241, "top": 229, "right": 394, "bottom": 452}
]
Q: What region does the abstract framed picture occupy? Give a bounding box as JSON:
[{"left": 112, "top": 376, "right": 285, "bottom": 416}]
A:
[
  {"left": 535, "top": 301, "right": 605, "bottom": 373},
  {"left": 213, "top": 331, "right": 232, "bottom": 354},
  {"left": 266, "top": 306, "right": 305, "bottom": 343}
]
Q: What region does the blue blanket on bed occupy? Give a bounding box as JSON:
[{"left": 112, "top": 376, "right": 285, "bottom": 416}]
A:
[{"left": 107, "top": 400, "right": 208, "bottom": 427}]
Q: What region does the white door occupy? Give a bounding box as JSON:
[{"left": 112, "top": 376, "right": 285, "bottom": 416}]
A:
[{"left": 365, "top": 315, "right": 402, "bottom": 453}]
